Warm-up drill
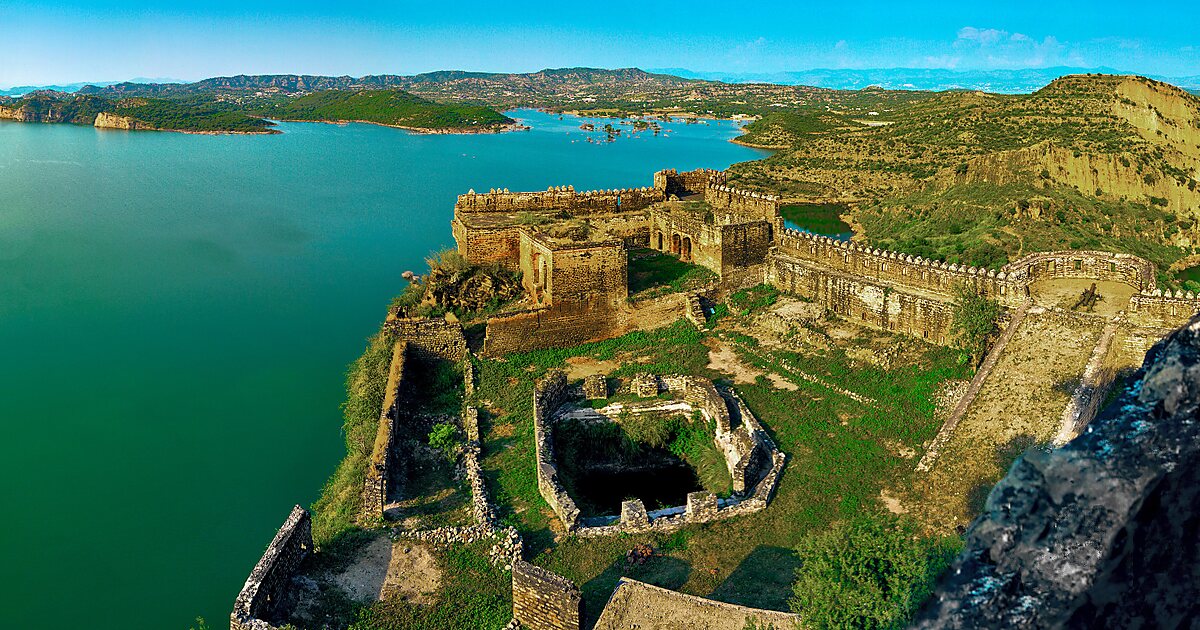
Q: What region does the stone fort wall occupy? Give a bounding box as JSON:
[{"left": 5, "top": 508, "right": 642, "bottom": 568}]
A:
[
  {"left": 230, "top": 505, "right": 312, "bottom": 630},
  {"left": 512, "top": 560, "right": 583, "bottom": 630},
  {"left": 455, "top": 185, "right": 664, "bottom": 215},
  {"left": 362, "top": 342, "right": 408, "bottom": 522}
]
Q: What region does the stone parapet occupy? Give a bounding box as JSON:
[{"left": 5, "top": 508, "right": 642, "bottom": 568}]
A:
[{"left": 230, "top": 506, "right": 312, "bottom": 630}]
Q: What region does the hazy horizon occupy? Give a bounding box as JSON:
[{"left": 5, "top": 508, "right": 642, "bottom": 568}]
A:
[{"left": 3, "top": 0, "right": 1197, "bottom": 88}]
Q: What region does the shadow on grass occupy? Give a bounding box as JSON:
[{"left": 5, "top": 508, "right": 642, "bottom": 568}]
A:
[
  {"left": 966, "top": 433, "right": 1048, "bottom": 519},
  {"left": 580, "top": 554, "right": 692, "bottom": 629},
  {"left": 709, "top": 545, "right": 800, "bottom": 612}
]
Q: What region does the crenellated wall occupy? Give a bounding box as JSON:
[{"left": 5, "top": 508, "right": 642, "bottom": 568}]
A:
[
  {"left": 653, "top": 168, "right": 726, "bottom": 197},
  {"left": 455, "top": 185, "right": 664, "bottom": 215},
  {"left": 704, "top": 184, "right": 780, "bottom": 220},
  {"left": 230, "top": 506, "right": 313, "bottom": 630},
  {"left": 1129, "top": 289, "right": 1200, "bottom": 326}
]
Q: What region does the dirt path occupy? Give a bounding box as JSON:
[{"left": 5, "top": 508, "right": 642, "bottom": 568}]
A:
[
  {"left": 327, "top": 535, "right": 443, "bottom": 605},
  {"left": 911, "top": 312, "right": 1104, "bottom": 532}
]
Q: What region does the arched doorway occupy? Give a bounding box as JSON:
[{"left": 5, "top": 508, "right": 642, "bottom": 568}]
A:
[
  {"left": 671, "top": 233, "right": 681, "bottom": 255},
  {"left": 655, "top": 231, "right": 663, "bottom": 250},
  {"left": 681, "top": 237, "right": 692, "bottom": 262}
]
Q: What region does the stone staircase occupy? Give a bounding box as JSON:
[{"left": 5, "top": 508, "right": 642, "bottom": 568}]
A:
[{"left": 916, "top": 301, "right": 1031, "bottom": 472}]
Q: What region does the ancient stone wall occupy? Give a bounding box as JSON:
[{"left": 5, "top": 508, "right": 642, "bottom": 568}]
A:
[
  {"left": 776, "top": 228, "right": 1022, "bottom": 303},
  {"left": 1128, "top": 289, "right": 1200, "bottom": 326},
  {"left": 704, "top": 184, "right": 780, "bottom": 220},
  {"left": 653, "top": 168, "right": 725, "bottom": 197},
  {"left": 532, "top": 371, "right": 581, "bottom": 531},
  {"left": 1009, "top": 250, "right": 1157, "bottom": 291},
  {"left": 452, "top": 221, "right": 523, "bottom": 271},
  {"left": 361, "top": 342, "right": 408, "bottom": 522},
  {"left": 512, "top": 560, "right": 583, "bottom": 630},
  {"left": 594, "top": 578, "right": 800, "bottom": 630},
  {"left": 455, "top": 185, "right": 663, "bottom": 215},
  {"left": 231, "top": 506, "right": 313, "bottom": 630},
  {"left": 769, "top": 252, "right": 957, "bottom": 344},
  {"left": 384, "top": 317, "right": 468, "bottom": 364},
  {"left": 650, "top": 208, "right": 725, "bottom": 273}
]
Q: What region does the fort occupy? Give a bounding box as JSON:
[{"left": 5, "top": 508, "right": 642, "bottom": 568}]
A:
[{"left": 231, "top": 167, "right": 1200, "bottom": 630}]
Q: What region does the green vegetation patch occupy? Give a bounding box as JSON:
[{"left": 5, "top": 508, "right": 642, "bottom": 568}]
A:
[
  {"left": 779, "top": 203, "right": 853, "bottom": 238},
  {"left": 473, "top": 309, "right": 968, "bottom": 621},
  {"left": 115, "top": 95, "right": 275, "bottom": 132},
  {"left": 267, "top": 89, "right": 514, "bottom": 130},
  {"left": 627, "top": 248, "right": 717, "bottom": 298}
]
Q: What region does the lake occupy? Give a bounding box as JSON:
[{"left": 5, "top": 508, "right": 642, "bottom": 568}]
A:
[{"left": 0, "top": 109, "right": 766, "bottom": 629}]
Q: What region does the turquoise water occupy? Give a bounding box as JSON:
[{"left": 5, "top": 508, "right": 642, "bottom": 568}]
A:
[{"left": 0, "top": 109, "right": 766, "bottom": 629}]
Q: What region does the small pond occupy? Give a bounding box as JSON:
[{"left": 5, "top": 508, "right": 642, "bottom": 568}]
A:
[
  {"left": 780, "top": 203, "right": 854, "bottom": 240},
  {"left": 1176, "top": 264, "right": 1200, "bottom": 286}
]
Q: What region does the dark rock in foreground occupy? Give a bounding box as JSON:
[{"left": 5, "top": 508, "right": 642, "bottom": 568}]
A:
[{"left": 915, "top": 316, "right": 1200, "bottom": 628}]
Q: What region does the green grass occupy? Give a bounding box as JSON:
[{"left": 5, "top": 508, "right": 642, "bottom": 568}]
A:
[
  {"left": 472, "top": 311, "right": 969, "bottom": 623},
  {"left": 780, "top": 203, "right": 853, "bottom": 238},
  {"left": 310, "top": 329, "right": 398, "bottom": 546},
  {"left": 627, "top": 248, "right": 717, "bottom": 298}
]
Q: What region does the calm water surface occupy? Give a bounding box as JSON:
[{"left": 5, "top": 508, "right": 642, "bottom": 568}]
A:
[{"left": 0, "top": 110, "right": 766, "bottom": 629}]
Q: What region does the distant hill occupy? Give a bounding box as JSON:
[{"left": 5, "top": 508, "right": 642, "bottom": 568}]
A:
[
  {"left": 264, "top": 89, "right": 514, "bottom": 130},
  {"left": 653, "top": 67, "right": 1200, "bottom": 94},
  {"left": 729, "top": 74, "right": 1200, "bottom": 279}
]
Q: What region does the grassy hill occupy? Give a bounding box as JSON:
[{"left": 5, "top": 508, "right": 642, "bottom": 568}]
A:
[
  {"left": 0, "top": 92, "right": 273, "bottom": 132},
  {"left": 264, "top": 89, "right": 513, "bottom": 130},
  {"left": 728, "top": 75, "right": 1200, "bottom": 283}
]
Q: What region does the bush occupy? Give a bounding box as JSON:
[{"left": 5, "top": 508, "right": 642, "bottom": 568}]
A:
[
  {"left": 428, "top": 422, "right": 460, "bottom": 457},
  {"left": 950, "top": 284, "right": 1000, "bottom": 368},
  {"left": 790, "top": 512, "right": 960, "bottom": 630}
]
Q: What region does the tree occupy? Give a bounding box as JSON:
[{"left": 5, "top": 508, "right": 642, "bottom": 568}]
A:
[
  {"left": 790, "top": 513, "right": 960, "bottom": 630},
  {"left": 950, "top": 284, "right": 1001, "bottom": 368}
]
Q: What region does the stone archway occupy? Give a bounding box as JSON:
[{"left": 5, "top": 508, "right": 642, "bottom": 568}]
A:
[
  {"left": 671, "top": 233, "right": 681, "bottom": 255},
  {"left": 681, "top": 237, "right": 693, "bottom": 262},
  {"left": 655, "top": 231, "right": 664, "bottom": 250}
]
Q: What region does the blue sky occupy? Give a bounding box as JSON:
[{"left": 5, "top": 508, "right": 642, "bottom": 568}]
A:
[{"left": 1, "top": 0, "right": 1197, "bottom": 86}]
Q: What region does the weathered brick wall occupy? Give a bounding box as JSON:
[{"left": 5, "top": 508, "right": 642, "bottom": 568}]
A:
[
  {"left": 231, "top": 506, "right": 312, "bottom": 630},
  {"left": 769, "top": 252, "right": 957, "bottom": 344},
  {"left": 650, "top": 209, "right": 725, "bottom": 274},
  {"left": 384, "top": 317, "right": 467, "bottom": 364},
  {"left": 451, "top": 219, "right": 523, "bottom": 271},
  {"left": 362, "top": 342, "right": 408, "bottom": 522},
  {"left": 455, "top": 186, "right": 663, "bottom": 215},
  {"left": 512, "top": 560, "right": 582, "bottom": 630},
  {"left": 482, "top": 301, "right": 628, "bottom": 357},
  {"left": 1010, "top": 250, "right": 1157, "bottom": 290},
  {"left": 532, "top": 371, "right": 581, "bottom": 530},
  {"left": 776, "top": 228, "right": 1022, "bottom": 304},
  {"left": 545, "top": 240, "right": 628, "bottom": 306},
  {"left": 1128, "top": 290, "right": 1200, "bottom": 326},
  {"left": 704, "top": 184, "right": 779, "bottom": 220},
  {"left": 653, "top": 168, "right": 725, "bottom": 196}
]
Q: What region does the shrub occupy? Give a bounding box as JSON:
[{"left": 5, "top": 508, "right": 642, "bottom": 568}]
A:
[
  {"left": 950, "top": 284, "right": 1000, "bottom": 369},
  {"left": 428, "top": 422, "right": 460, "bottom": 457},
  {"left": 789, "top": 512, "right": 960, "bottom": 630}
]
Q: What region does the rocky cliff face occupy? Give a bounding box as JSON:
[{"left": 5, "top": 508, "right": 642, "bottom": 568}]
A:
[
  {"left": 93, "top": 111, "right": 152, "bottom": 130},
  {"left": 914, "top": 315, "right": 1200, "bottom": 628}
]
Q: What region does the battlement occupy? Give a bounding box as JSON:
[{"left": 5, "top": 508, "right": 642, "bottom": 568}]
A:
[
  {"left": 455, "top": 184, "right": 663, "bottom": 215},
  {"left": 653, "top": 168, "right": 726, "bottom": 196},
  {"left": 703, "top": 183, "right": 779, "bottom": 219}
]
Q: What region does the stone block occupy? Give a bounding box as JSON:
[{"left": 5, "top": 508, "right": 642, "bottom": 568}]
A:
[
  {"left": 583, "top": 374, "right": 608, "bottom": 400},
  {"left": 685, "top": 491, "right": 718, "bottom": 520},
  {"left": 631, "top": 373, "right": 659, "bottom": 397},
  {"left": 620, "top": 499, "right": 650, "bottom": 530}
]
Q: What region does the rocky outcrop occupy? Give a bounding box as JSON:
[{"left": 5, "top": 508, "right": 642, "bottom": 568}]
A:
[
  {"left": 914, "top": 314, "right": 1200, "bottom": 628},
  {"left": 93, "top": 111, "right": 153, "bottom": 130}
]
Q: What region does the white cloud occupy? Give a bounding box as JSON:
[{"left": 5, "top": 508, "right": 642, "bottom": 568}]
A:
[{"left": 956, "top": 27, "right": 1008, "bottom": 47}]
